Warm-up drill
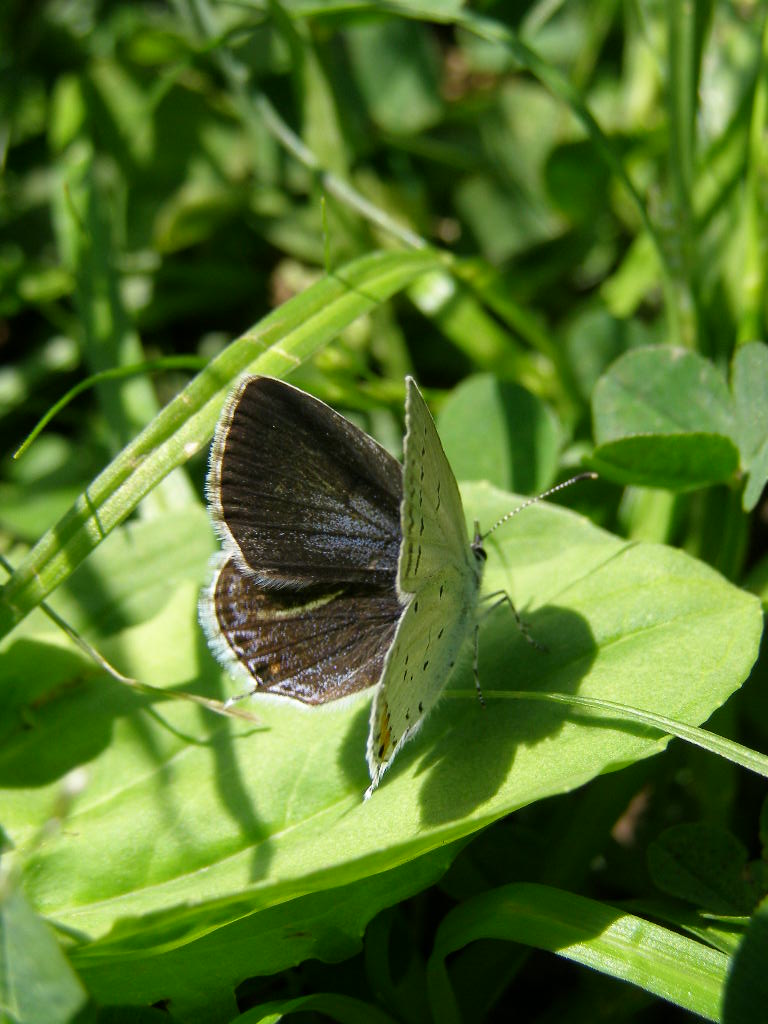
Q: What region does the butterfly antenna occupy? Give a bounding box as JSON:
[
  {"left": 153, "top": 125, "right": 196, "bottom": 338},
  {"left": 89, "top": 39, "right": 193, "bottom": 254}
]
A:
[{"left": 480, "top": 471, "right": 598, "bottom": 541}]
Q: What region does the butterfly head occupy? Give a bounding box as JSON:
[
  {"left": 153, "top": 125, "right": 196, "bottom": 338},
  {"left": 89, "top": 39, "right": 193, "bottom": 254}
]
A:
[{"left": 471, "top": 521, "right": 487, "bottom": 565}]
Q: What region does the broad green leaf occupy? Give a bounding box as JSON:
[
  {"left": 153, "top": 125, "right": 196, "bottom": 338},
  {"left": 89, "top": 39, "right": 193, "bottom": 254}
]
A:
[
  {"left": 731, "top": 341, "right": 768, "bottom": 511},
  {"left": 0, "top": 884, "right": 88, "bottom": 1024},
  {"left": 454, "top": 171, "right": 558, "bottom": 265},
  {"left": 592, "top": 346, "right": 740, "bottom": 489},
  {"left": 2, "top": 482, "right": 760, "bottom": 979},
  {"left": 593, "top": 346, "right": 736, "bottom": 439},
  {"left": 76, "top": 849, "right": 456, "bottom": 1019},
  {"left": 648, "top": 823, "right": 760, "bottom": 915},
  {"left": 436, "top": 374, "right": 560, "bottom": 494},
  {"left": 345, "top": 18, "right": 443, "bottom": 135},
  {"left": 427, "top": 883, "right": 729, "bottom": 1023},
  {"left": 590, "top": 434, "right": 739, "bottom": 491},
  {"left": 564, "top": 307, "right": 658, "bottom": 404},
  {"left": 49, "top": 507, "right": 215, "bottom": 638},
  {"left": 0, "top": 248, "right": 443, "bottom": 639}
]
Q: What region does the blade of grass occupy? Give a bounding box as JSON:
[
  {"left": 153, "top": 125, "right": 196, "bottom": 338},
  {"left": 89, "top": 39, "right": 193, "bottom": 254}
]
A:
[
  {"left": 455, "top": 9, "right": 681, "bottom": 346},
  {"left": 463, "top": 690, "right": 768, "bottom": 779},
  {"left": 665, "top": 0, "right": 707, "bottom": 349},
  {"left": 176, "top": 0, "right": 427, "bottom": 251},
  {"left": 427, "top": 883, "right": 728, "bottom": 1024},
  {"left": 13, "top": 357, "right": 206, "bottom": 460},
  {"left": 254, "top": 91, "right": 427, "bottom": 250},
  {"left": 237, "top": 993, "right": 399, "bottom": 1024},
  {"left": 55, "top": 146, "right": 196, "bottom": 510},
  {"left": 737, "top": 8, "right": 768, "bottom": 345}
]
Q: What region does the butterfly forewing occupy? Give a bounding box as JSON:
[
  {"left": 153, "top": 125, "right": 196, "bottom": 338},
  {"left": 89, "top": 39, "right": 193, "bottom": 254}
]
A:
[
  {"left": 397, "top": 378, "right": 476, "bottom": 593},
  {"left": 366, "top": 378, "right": 482, "bottom": 794},
  {"left": 209, "top": 376, "right": 402, "bottom": 587}
]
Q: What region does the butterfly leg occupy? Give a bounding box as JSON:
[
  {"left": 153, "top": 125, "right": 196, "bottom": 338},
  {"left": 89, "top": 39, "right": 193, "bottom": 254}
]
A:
[
  {"left": 480, "top": 590, "right": 548, "bottom": 653},
  {"left": 224, "top": 688, "right": 257, "bottom": 708}
]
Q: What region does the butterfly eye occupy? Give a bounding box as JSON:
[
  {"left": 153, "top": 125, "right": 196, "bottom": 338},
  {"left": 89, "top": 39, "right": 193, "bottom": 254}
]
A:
[{"left": 474, "top": 545, "right": 488, "bottom": 563}]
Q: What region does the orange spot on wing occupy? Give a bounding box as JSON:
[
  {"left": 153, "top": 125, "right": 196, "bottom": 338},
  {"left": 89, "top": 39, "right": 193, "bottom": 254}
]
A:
[{"left": 377, "top": 705, "right": 394, "bottom": 758}]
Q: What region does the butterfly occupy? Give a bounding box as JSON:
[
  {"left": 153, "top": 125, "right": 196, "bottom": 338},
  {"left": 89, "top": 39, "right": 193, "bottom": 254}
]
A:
[{"left": 200, "top": 373, "right": 487, "bottom": 795}]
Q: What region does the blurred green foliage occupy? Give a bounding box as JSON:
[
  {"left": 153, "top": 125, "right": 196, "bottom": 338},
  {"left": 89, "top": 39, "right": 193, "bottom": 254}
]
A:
[{"left": 2, "top": 1, "right": 768, "bottom": 1022}]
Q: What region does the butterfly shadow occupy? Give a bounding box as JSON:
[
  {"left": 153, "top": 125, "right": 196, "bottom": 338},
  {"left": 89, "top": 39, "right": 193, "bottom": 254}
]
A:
[
  {"left": 189, "top": 627, "right": 276, "bottom": 881},
  {"left": 0, "top": 636, "right": 149, "bottom": 788},
  {"left": 413, "top": 602, "right": 599, "bottom": 826},
  {"left": 0, "top": 627, "right": 280, "bottom": 893}
]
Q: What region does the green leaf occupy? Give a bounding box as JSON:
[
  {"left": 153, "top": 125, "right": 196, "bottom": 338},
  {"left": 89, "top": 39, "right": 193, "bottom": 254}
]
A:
[
  {"left": 50, "top": 507, "right": 216, "bottom": 638},
  {"left": 592, "top": 346, "right": 740, "bottom": 489},
  {"left": 436, "top": 374, "right": 561, "bottom": 494},
  {"left": 648, "top": 823, "right": 760, "bottom": 915},
  {"left": 564, "top": 307, "right": 658, "bottom": 404},
  {"left": 731, "top": 341, "right": 768, "bottom": 511},
  {"left": 426, "top": 883, "right": 729, "bottom": 1023},
  {"left": 153, "top": 180, "right": 245, "bottom": 254},
  {"left": 593, "top": 345, "right": 736, "bottom": 438},
  {"left": 590, "top": 434, "right": 739, "bottom": 491},
  {"left": 454, "top": 170, "right": 559, "bottom": 265},
  {"left": 2, "top": 482, "right": 760, "bottom": 985},
  {"left": 545, "top": 139, "right": 612, "bottom": 226},
  {"left": 345, "top": 17, "right": 443, "bottom": 135},
  {"left": 76, "top": 850, "right": 456, "bottom": 1018},
  {"left": 0, "top": 884, "right": 88, "bottom": 1024}
]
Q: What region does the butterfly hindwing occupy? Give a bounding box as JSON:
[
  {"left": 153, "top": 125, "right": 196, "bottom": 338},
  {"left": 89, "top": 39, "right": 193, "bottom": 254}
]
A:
[{"left": 202, "top": 554, "right": 401, "bottom": 704}]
